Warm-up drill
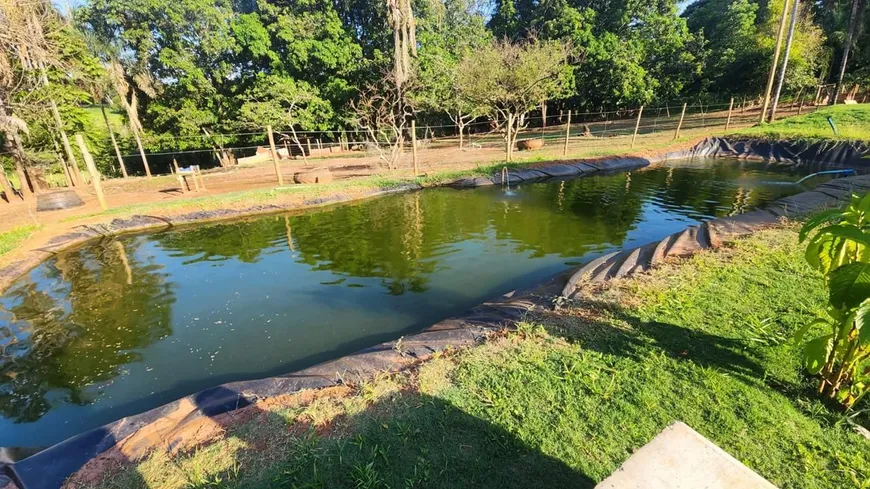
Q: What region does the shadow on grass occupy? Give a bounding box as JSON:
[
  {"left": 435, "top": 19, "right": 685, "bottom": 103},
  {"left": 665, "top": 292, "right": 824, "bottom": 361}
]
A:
[
  {"left": 540, "top": 296, "right": 836, "bottom": 415},
  {"left": 541, "top": 297, "right": 766, "bottom": 382},
  {"left": 76, "top": 384, "right": 593, "bottom": 489}
]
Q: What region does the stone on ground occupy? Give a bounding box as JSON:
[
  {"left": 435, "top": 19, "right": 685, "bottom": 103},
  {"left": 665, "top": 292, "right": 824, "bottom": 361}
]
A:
[{"left": 596, "top": 422, "right": 778, "bottom": 489}]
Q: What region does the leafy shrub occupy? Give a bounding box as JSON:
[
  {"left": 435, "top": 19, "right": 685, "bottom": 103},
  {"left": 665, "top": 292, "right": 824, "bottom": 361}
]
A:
[{"left": 797, "top": 193, "right": 870, "bottom": 408}]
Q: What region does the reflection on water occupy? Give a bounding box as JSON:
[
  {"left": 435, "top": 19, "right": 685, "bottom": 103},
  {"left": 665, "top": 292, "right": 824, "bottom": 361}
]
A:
[{"left": 0, "top": 158, "right": 828, "bottom": 447}]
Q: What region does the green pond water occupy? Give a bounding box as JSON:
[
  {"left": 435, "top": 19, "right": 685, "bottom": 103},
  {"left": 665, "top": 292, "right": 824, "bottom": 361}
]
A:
[{"left": 0, "top": 158, "right": 833, "bottom": 448}]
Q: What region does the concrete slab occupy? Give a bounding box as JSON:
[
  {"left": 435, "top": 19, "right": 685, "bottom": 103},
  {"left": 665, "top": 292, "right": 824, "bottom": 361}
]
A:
[{"left": 596, "top": 422, "right": 778, "bottom": 489}]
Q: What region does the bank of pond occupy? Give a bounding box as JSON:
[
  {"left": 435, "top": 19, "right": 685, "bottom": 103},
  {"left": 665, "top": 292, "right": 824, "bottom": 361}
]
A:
[{"left": 0, "top": 157, "right": 846, "bottom": 449}]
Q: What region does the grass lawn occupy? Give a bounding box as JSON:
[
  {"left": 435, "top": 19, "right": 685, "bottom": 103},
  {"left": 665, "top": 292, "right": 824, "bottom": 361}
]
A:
[
  {"left": 77, "top": 227, "right": 870, "bottom": 489},
  {"left": 0, "top": 224, "right": 41, "bottom": 257},
  {"left": 735, "top": 104, "right": 870, "bottom": 141}
]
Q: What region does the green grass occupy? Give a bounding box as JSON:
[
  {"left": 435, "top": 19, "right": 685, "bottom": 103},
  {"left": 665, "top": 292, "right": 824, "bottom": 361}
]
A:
[
  {"left": 78, "top": 227, "right": 869, "bottom": 489},
  {"left": 735, "top": 104, "right": 870, "bottom": 141},
  {"left": 0, "top": 224, "right": 40, "bottom": 257}
]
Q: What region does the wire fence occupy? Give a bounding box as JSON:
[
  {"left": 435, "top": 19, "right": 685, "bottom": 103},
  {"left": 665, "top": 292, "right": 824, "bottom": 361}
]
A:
[{"left": 1, "top": 96, "right": 824, "bottom": 193}]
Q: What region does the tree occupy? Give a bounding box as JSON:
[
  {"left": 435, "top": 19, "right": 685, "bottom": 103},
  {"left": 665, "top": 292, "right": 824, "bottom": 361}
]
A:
[
  {"left": 457, "top": 38, "right": 572, "bottom": 161},
  {"left": 413, "top": 0, "right": 491, "bottom": 148},
  {"left": 108, "top": 60, "right": 155, "bottom": 177},
  {"left": 83, "top": 0, "right": 239, "bottom": 141},
  {"left": 237, "top": 74, "right": 334, "bottom": 158},
  {"left": 685, "top": 0, "right": 825, "bottom": 98},
  {"left": 0, "top": 1, "right": 99, "bottom": 198},
  {"left": 352, "top": 71, "right": 415, "bottom": 170},
  {"left": 832, "top": 0, "right": 866, "bottom": 102}
]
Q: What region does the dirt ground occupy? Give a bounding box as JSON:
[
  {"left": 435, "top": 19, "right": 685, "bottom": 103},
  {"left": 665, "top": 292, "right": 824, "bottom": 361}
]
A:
[{"left": 0, "top": 105, "right": 811, "bottom": 271}]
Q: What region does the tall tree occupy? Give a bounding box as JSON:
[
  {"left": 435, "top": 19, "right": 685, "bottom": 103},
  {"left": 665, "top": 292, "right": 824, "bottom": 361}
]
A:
[
  {"left": 413, "top": 0, "right": 492, "bottom": 148},
  {"left": 832, "top": 0, "right": 866, "bottom": 102},
  {"left": 457, "top": 38, "right": 572, "bottom": 161}
]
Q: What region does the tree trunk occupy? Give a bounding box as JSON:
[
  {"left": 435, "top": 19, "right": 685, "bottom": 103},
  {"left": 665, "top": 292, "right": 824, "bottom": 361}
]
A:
[
  {"left": 101, "top": 104, "right": 128, "bottom": 178},
  {"left": 833, "top": 0, "right": 863, "bottom": 104},
  {"left": 0, "top": 167, "right": 13, "bottom": 203},
  {"left": 15, "top": 131, "right": 39, "bottom": 190},
  {"left": 0, "top": 94, "right": 30, "bottom": 199},
  {"left": 769, "top": 0, "right": 801, "bottom": 121},
  {"left": 49, "top": 99, "right": 82, "bottom": 186},
  {"left": 126, "top": 93, "right": 151, "bottom": 177},
  {"left": 52, "top": 137, "right": 74, "bottom": 187},
  {"left": 760, "top": 0, "right": 792, "bottom": 123},
  {"left": 459, "top": 124, "right": 464, "bottom": 150},
  {"left": 11, "top": 133, "right": 32, "bottom": 198},
  {"left": 133, "top": 128, "right": 151, "bottom": 178}
]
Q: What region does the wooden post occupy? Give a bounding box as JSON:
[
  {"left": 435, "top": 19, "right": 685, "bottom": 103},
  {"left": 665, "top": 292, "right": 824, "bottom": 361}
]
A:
[
  {"left": 798, "top": 93, "right": 806, "bottom": 114},
  {"left": 793, "top": 87, "right": 805, "bottom": 108},
  {"left": 173, "top": 158, "right": 186, "bottom": 193},
  {"left": 505, "top": 116, "right": 512, "bottom": 162},
  {"left": 630, "top": 106, "right": 644, "bottom": 149},
  {"left": 267, "top": 125, "right": 284, "bottom": 186},
  {"left": 317, "top": 139, "right": 322, "bottom": 151},
  {"left": 196, "top": 167, "right": 207, "bottom": 190},
  {"left": 725, "top": 97, "right": 734, "bottom": 131},
  {"left": 742, "top": 97, "right": 747, "bottom": 114},
  {"left": 673, "top": 103, "right": 687, "bottom": 140},
  {"left": 411, "top": 120, "right": 419, "bottom": 176},
  {"left": 307, "top": 138, "right": 312, "bottom": 157},
  {"left": 541, "top": 102, "right": 547, "bottom": 128},
  {"left": 563, "top": 110, "right": 571, "bottom": 156},
  {"left": 190, "top": 169, "right": 201, "bottom": 192},
  {"left": 75, "top": 134, "right": 107, "bottom": 210}
]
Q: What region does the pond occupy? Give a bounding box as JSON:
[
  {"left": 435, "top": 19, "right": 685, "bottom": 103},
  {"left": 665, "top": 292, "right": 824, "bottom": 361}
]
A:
[{"left": 0, "top": 157, "right": 835, "bottom": 449}]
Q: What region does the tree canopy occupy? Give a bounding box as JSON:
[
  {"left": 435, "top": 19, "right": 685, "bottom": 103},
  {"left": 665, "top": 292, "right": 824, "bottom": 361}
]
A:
[{"left": 0, "top": 0, "right": 866, "bottom": 185}]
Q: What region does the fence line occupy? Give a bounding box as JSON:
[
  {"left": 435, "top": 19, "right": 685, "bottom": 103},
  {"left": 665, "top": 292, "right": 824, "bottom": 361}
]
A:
[
  {"left": 108, "top": 102, "right": 808, "bottom": 165},
  {"left": 1, "top": 97, "right": 819, "bottom": 189}
]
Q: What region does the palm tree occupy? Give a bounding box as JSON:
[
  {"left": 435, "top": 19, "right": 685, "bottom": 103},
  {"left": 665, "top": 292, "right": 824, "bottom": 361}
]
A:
[{"left": 108, "top": 60, "right": 155, "bottom": 178}]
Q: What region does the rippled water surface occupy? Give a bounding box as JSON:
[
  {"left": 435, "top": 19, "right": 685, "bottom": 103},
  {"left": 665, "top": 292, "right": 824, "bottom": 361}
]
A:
[{"left": 0, "top": 158, "right": 833, "bottom": 447}]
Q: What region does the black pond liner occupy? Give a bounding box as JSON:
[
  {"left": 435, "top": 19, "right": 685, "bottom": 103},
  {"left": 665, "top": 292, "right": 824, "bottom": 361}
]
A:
[{"left": 2, "top": 137, "right": 870, "bottom": 489}]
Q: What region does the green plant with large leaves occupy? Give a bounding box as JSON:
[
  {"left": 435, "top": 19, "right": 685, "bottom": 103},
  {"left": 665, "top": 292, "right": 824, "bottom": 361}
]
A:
[{"left": 797, "top": 193, "right": 870, "bottom": 408}]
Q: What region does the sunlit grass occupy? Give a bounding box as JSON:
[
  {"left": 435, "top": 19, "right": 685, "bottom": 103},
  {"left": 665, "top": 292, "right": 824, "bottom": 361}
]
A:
[
  {"left": 0, "top": 224, "right": 41, "bottom": 257},
  {"left": 79, "top": 227, "right": 869, "bottom": 489},
  {"left": 735, "top": 104, "right": 870, "bottom": 141}
]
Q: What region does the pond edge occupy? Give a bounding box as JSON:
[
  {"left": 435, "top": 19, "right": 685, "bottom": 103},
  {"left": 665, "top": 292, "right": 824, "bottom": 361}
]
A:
[{"left": 2, "top": 136, "right": 870, "bottom": 489}]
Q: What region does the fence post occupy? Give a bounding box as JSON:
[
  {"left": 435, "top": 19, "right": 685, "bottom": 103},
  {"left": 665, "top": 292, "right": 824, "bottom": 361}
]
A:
[
  {"left": 563, "top": 110, "right": 571, "bottom": 156},
  {"left": 505, "top": 116, "right": 512, "bottom": 162},
  {"left": 725, "top": 97, "right": 734, "bottom": 131},
  {"left": 267, "top": 125, "right": 284, "bottom": 186},
  {"left": 173, "top": 158, "right": 186, "bottom": 193},
  {"left": 411, "top": 120, "right": 419, "bottom": 177},
  {"left": 673, "top": 103, "right": 687, "bottom": 140},
  {"left": 798, "top": 93, "right": 805, "bottom": 115},
  {"left": 74, "top": 134, "right": 107, "bottom": 210},
  {"left": 630, "top": 106, "right": 644, "bottom": 149}
]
